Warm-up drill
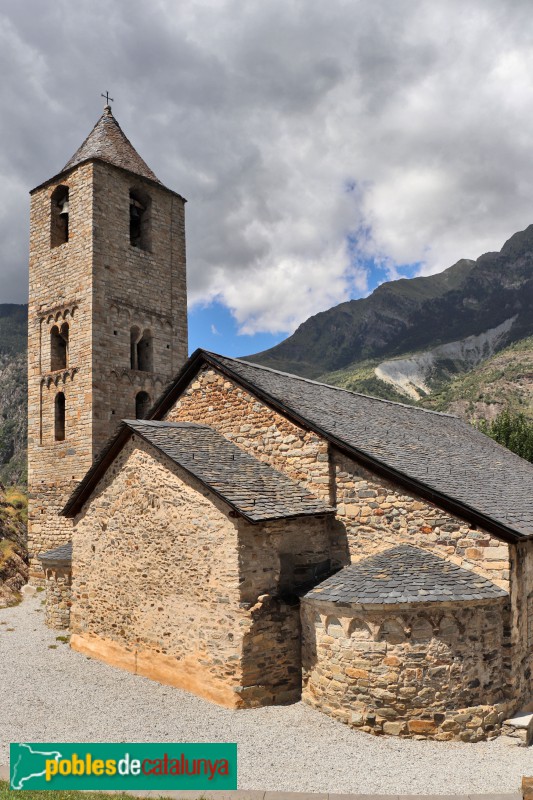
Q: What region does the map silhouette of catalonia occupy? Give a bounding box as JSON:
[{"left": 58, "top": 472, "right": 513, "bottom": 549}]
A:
[{"left": 11, "top": 743, "right": 62, "bottom": 789}]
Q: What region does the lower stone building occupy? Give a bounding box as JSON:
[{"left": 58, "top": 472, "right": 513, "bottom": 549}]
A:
[{"left": 40, "top": 349, "right": 533, "bottom": 742}]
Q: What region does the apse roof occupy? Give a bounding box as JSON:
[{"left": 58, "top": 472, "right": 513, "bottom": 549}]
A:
[{"left": 305, "top": 545, "right": 508, "bottom": 605}]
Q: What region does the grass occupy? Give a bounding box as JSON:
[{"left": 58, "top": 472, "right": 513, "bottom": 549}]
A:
[{"left": 0, "top": 781, "right": 208, "bottom": 799}]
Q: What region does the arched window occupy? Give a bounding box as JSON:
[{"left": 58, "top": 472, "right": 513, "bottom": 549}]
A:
[
  {"left": 135, "top": 391, "right": 151, "bottom": 419},
  {"left": 51, "top": 185, "right": 69, "bottom": 248},
  {"left": 55, "top": 392, "right": 65, "bottom": 441},
  {"left": 50, "top": 323, "right": 68, "bottom": 371},
  {"left": 130, "top": 327, "right": 153, "bottom": 372},
  {"left": 129, "top": 189, "right": 151, "bottom": 251}
]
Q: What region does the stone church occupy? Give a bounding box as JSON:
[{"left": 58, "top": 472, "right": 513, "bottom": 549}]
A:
[{"left": 30, "top": 105, "right": 533, "bottom": 743}]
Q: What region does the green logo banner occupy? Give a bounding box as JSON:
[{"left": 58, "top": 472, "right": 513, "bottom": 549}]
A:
[{"left": 10, "top": 742, "right": 237, "bottom": 791}]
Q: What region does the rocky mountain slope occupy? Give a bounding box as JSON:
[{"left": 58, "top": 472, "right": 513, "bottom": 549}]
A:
[
  {"left": 1, "top": 225, "right": 533, "bottom": 483},
  {"left": 0, "top": 487, "right": 28, "bottom": 606},
  {"left": 248, "top": 225, "right": 533, "bottom": 423},
  {"left": 418, "top": 336, "right": 533, "bottom": 421},
  {"left": 0, "top": 305, "right": 27, "bottom": 486}
]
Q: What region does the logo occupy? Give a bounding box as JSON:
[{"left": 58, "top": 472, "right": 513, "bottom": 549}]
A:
[{"left": 10, "top": 743, "right": 237, "bottom": 790}]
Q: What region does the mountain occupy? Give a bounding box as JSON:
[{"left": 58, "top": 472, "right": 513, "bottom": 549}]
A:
[
  {"left": 0, "top": 305, "right": 27, "bottom": 486},
  {"left": 2, "top": 224, "right": 533, "bottom": 486},
  {"left": 247, "top": 225, "right": 533, "bottom": 422}
]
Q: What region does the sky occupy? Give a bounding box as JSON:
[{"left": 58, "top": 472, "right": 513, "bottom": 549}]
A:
[{"left": 2, "top": 0, "right": 533, "bottom": 357}]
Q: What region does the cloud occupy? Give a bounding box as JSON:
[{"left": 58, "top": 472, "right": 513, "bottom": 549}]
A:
[{"left": 2, "top": 0, "right": 533, "bottom": 334}]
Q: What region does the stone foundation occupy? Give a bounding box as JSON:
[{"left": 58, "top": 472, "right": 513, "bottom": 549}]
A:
[{"left": 70, "top": 632, "right": 242, "bottom": 708}]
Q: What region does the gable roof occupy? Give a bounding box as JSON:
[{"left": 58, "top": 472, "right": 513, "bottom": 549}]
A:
[
  {"left": 149, "top": 349, "right": 533, "bottom": 543},
  {"left": 63, "top": 420, "right": 333, "bottom": 523},
  {"left": 61, "top": 106, "right": 161, "bottom": 184},
  {"left": 305, "top": 545, "right": 508, "bottom": 606}
]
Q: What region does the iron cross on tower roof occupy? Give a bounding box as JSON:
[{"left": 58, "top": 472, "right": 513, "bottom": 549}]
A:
[{"left": 101, "top": 90, "right": 114, "bottom": 106}]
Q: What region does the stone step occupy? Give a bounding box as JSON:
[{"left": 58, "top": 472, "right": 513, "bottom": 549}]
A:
[{"left": 501, "top": 710, "right": 533, "bottom": 746}]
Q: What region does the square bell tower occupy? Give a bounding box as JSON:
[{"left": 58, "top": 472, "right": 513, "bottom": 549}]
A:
[{"left": 28, "top": 104, "right": 188, "bottom": 578}]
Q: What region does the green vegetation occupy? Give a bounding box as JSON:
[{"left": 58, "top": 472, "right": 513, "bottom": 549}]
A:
[
  {"left": 0, "top": 484, "right": 29, "bottom": 605},
  {"left": 419, "top": 336, "right": 533, "bottom": 421},
  {"left": 0, "top": 488, "right": 27, "bottom": 548},
  {"left": 319, "top": 360, "right": 416, "bottom": 404},
  {"left": 0, "top": 782, "right": 206, "bottom": 800},
  {"left": 476, "top": 409, "right": 533, "bottom": 463}
]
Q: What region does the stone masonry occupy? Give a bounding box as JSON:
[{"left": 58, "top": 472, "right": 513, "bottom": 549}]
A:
[
  {"left": 167, "top": 367, "right": 509, "bottom": 588},
  {"left": 28, "top": 107, "right": 187, "bottom": 579},
  {"left": 70, "top": 434, "right": 332, "bottom": 707},
  {"left": 301, "top": 596, "right": 512, "bottom": 742},
  {"left": 43, "top": 564, "right": 72, "bottom": 630}
]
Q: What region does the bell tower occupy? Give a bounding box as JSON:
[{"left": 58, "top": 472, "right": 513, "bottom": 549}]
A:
[{"left": 28, "top": 104, "right": 188, "bottom": 578}]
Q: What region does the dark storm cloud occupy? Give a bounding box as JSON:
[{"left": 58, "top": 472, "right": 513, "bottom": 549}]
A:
[{"left": 1, "top": 0, "right": 533, "bottom": 332}]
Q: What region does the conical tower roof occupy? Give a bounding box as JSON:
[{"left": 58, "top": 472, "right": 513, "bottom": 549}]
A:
[{"left": 62, "top": 105, "right": 161, "bottom": 184}]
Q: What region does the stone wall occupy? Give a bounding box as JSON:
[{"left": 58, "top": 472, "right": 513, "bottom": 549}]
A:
[
  {"left": 70, "top": 434, "right": 332, "bottom": 708},
  {"left": 167, "top": 369, "right": 510, "bottom": 589},
  {"left": 237, "top": 515, "right": 345, "bottom": 604},
  {"left": 90, "top": 161, "right": 187, "bottom": 453},
  {"left": 236, "top": 514, "right": 337, "bottom": 705},
  {"left": 28, "top": 165, "right": 96, "bottom": 577},
  {"left": 240, "top": 594, "right": 302, "bottom": 707},
  {"left": 507, "top": 539, "right": 533, "bottom": 706},
  {"left": 71, "top": 435, "right": 247, "bottom": 706},
  {"left": 301, "top": 596, "right": 513, "bottom": 741},
  {"left": 43, "top": 564, "right": 72, "bottom": 630},
  {"left": 333, "top": 451, "right": 510, "bottom": 589},
  {"left": 166, "top": 368, "right": 333, "bottom": 504},
  {"left": 28, "top": 156, "right": 187, "bottom": 581}
]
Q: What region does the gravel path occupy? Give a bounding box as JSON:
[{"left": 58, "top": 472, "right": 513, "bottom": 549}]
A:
[{"left": 1, "top": 596, "right": 531, "bottom": 795}]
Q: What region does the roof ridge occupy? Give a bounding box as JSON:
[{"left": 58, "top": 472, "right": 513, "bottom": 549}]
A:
[
  {"left": 206, "top": 351, "right": 460, "bottom": 419},
  {"left": 125, "top": 419, "right": 209, "bottom": 429}
]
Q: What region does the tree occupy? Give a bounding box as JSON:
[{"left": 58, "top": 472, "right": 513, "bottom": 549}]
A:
[{"left": 476, "top": 409, "right": 533, "bottom": 463}]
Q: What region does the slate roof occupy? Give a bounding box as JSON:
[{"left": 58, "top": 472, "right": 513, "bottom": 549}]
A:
[
  {"left": 62, "top": 106, "right": 161, "bottom": 184},
  {"left": 63, "top": 420, "right": 333, "bottom": 523},
  {"left": 305, "top": 545, "right": 508, "bottom": 605},
  {"left": 150, "top": 350, "right": 533, "bottom": 541},
  {"left": 38, "top": 542, "right": 72, "bottom": 565}
]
